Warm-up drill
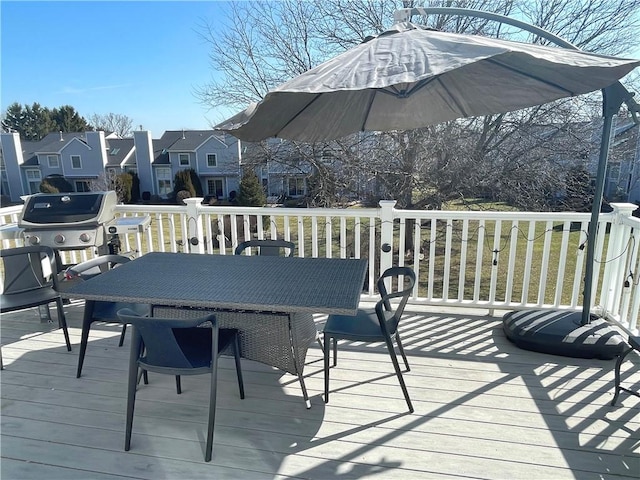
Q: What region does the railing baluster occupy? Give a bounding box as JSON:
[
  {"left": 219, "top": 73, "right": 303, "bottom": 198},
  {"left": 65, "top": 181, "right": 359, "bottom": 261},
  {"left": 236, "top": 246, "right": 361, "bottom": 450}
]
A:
[{"left": 504, "top": 220, "right": 518, "bottom": 305}]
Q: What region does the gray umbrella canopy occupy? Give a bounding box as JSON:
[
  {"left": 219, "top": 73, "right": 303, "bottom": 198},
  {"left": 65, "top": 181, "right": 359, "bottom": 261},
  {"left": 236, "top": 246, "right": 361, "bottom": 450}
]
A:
[{"left": 217, "top": 22, "right": 639, "bottom": 142}]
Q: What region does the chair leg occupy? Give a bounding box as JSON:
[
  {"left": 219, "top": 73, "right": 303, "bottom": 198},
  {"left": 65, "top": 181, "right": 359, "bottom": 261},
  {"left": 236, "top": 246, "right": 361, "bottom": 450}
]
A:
[
  {"left": 125, "top": 331, "right": 143, "bottom": 452},
  {"left": 395, "top": 331, "right": 410, "bottom": 372},
  {"left": 175, "top": 375, "right": 182, "bottom": 394},
  {"left": 384, "top": 335, "right": 414, "bottom": 413},
  {"left": 55, "top": 298, "right": 72, "bottom": 352},
  {"left": 205, "top": 329, "right": 220, "bottom": 462},
  {"left": 324, "top": 333, "right": 331, "bottom": 403},
  {"left": 231, "top": 333, "right": 245, "bottom": 399},
  {"left": 611, "top": 346, "right": 633, "bottom": 406},
  {"left": 118, "top": 324, "right": 127, "bottom": 347}
]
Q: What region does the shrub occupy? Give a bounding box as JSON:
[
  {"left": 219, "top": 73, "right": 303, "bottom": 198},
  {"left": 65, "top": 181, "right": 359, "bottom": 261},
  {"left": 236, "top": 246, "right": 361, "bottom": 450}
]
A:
[
  {"left": 40, "top": 175, "right": 73, "bottom": 193},
  {"left": 118, "top": 172, "right": 133, "bottom": 203}
]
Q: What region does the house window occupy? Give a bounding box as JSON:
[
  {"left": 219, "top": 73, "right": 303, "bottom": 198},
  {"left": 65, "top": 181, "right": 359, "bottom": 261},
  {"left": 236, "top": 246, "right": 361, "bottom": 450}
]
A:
[
  {"left": 47, "top": 155, "right": 59, "bottom": 168},
  {"left": 26, "top": 169, "right": 42, "bottom": 194},
  {"left": 71, "top": 155, "right": 82, "bottom": 169},
  {"left": 157, "top": 167, "right": 172, "bottom": 196},
  {"left": 287, "top": 177, "right": 306, "bottom": 197},
  {"left": 75, "top": 180, "right": 90, "bottom": 192},
  {"left": 178, "top": 153, "right": 190, "bottom": 166},
  {"left": 207, "top": 178, "right": 224, "bottom": 199},
  {"left": 207, "top": 153, "right": 217, "bottom": 167}
]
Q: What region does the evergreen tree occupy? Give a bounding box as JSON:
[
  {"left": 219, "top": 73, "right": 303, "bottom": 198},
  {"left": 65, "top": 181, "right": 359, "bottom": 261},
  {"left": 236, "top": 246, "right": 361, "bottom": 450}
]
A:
[
  {"left": 2, "top": 102, "right": 92, "bottom": 140},
  {"left": 51, "top": 105, "right": 92, "bottom": 132},
  {"left": 130, "top": 172, "right": 141, "bottom": 203},
  {"left": 237, "top": 169, "right": 266, "bottom": 206}
]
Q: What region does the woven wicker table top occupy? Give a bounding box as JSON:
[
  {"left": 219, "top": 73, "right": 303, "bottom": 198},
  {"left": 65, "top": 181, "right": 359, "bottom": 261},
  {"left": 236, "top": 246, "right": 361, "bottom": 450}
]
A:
[{"left": 62, "top": 252, "right": 368, "bottom": 315}]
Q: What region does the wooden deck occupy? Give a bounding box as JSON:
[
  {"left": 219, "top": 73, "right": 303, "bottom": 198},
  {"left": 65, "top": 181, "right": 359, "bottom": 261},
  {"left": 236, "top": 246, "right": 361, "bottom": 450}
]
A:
[{"left": 1, "top": 301, "right": 638, "bottom": 479}]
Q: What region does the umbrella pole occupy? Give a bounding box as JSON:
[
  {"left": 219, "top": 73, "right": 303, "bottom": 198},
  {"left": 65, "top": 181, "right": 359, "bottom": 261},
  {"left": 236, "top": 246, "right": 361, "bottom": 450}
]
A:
[{"left": 581, "top": 84, "right": 631, "bottom": 325}]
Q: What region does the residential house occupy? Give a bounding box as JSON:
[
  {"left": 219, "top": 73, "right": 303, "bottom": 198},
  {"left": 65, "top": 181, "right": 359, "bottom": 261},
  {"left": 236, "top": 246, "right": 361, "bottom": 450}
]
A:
[
  {"left": 149, "top": 130, "right": 241, "bottom": 201},
  {"left": 0, "top": 129, "right": 246, "bottom": 204}
]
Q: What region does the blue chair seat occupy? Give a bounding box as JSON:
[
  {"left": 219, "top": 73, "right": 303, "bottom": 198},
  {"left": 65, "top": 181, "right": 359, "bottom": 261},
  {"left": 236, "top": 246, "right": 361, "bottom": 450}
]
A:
[{"left": 323, "top": 308, "right": 396, "bottom": 341}]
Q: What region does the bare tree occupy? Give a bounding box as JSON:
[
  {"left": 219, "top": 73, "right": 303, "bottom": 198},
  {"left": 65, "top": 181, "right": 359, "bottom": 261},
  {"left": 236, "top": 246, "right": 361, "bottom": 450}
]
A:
[
  {"left": 196, "top": 0, "right": 640, "bottom": 213},
  {"left": 88, "top": 112, "right": 134, "bottom": 137},
  {"left": 90, "top": 171, "right": 127, "bottom": 202}
]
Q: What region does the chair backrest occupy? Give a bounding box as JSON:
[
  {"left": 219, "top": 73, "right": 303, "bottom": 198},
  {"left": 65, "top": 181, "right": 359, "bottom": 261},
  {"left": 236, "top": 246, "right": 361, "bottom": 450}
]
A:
[
  {"left": 375, "top": 266, "right": 416, "bottom": 335},
  {"left": 234, "top": 239, "right": 295, "bottom": 257},
  {"left": 0, "top": 245, "right": 58, "bottom": 295},
  {"left": 117, "top": 308, "right": 218, "bottom": 372},
  {"left": 65, "top": 254, "right": 131, "bottom": 280}
]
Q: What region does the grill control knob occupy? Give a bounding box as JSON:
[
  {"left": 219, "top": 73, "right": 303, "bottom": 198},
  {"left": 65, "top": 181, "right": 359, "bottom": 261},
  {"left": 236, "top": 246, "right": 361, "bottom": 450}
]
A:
[
  {"left": 28, "top": 235, "right": 40, "bottom": 245},
  {"left": 54, "top": 234, "right": 65, "bottom": 245},
  {"left": 79, "top": 233, "right": 92, "bottom": 243}
]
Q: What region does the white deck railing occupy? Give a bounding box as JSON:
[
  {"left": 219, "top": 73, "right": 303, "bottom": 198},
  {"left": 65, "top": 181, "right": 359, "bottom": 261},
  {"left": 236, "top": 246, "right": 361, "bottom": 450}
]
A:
[{"left": 2, "top": 199, "right": 638, "bottom": 333}]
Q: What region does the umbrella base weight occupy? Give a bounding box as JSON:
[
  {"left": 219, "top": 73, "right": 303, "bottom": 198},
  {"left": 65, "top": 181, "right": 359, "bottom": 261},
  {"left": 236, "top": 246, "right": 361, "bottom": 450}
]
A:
[{"left": 503, "top": 309, "right": 626, "bottom": 360}]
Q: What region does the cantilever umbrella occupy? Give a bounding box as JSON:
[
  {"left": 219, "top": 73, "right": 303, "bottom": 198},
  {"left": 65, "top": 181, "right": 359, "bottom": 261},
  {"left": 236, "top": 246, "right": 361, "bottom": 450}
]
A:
[
  {"left": 217, "top": 21, "right": 640, "bottom": 358},
  {"left": 217, "top": 22, "right": 638, "bottom": 142}
]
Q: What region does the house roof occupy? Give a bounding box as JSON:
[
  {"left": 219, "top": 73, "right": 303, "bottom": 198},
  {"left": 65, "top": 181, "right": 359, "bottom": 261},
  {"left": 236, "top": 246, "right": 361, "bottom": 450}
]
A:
[
  {"left": 33, "top": 132, "right": 87, "bottom": 153},
  {"left": 152, "top": 130, "right": 235, "bottom": 165},
  {"left": 105, "top": 138, "right": 134, "bottom": 166},
  {"left": 19, "top": 132, "right": 89, "bottom": 166}
]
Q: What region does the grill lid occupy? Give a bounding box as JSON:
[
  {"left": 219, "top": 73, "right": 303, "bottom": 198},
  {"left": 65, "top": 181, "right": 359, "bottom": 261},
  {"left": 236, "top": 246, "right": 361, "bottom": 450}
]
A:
[{"left": 19, "top": 191, "right": 117, "bottom": 226}]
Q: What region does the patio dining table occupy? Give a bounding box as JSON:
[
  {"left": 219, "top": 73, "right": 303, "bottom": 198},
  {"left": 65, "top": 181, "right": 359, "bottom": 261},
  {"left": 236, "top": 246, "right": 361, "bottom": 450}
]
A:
[{"left": 62, "top": 251, "right": 368, "bottom": 407}]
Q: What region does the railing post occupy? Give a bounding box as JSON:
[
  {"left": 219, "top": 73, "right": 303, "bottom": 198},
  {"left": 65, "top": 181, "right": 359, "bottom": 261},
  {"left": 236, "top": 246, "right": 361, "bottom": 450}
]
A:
[
  {"left": 184, "top": 198, "right": 205, "bottom": 254},
  {"left": 600, "top": 203, "right": 637, "bottom": 316},
  {"left": 379, "top": 200, "right": 396, "bottom": 276}
]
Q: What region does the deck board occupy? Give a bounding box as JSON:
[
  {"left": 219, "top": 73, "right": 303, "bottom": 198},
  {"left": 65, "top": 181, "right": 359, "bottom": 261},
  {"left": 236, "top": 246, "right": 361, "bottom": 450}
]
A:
[{"left": 2, "top": 302, "right": 639, "bottom": 479}]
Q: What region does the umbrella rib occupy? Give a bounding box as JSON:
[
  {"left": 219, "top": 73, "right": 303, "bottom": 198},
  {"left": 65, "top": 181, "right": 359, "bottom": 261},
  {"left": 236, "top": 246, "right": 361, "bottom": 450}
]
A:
[
  {"left": 360, "top": 90, "right": 377, "bottom": 132},
  {"left": 274, "top": 94, "right": 323, "bottom": 138},
  {"left": 487, "top": 58, "right": 576, "bottom": 96}
]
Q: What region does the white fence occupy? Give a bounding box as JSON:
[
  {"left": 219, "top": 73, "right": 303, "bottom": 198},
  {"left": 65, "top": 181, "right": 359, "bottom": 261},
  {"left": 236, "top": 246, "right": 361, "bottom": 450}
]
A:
[{"left": 2, "top": 199, "right": 638, "bottom": 333}]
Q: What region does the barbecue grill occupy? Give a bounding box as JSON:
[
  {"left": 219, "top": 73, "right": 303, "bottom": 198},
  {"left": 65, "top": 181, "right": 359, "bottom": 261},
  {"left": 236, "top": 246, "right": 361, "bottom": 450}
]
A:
[
  {"left": 19, "top": 191, "right": 118, "bottom": 252},
  {"left": 18, "top": 191, "right": 151, "bottom": 257}
]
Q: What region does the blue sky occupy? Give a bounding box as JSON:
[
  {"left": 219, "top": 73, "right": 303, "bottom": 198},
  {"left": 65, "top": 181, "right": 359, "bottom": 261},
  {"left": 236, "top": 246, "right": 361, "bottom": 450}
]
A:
[
  {"left": 1, "top": 0, "right": 233, "bottom": 135},
  {"left": 2, "top": 1, "right": 639, "bottom": 137}
]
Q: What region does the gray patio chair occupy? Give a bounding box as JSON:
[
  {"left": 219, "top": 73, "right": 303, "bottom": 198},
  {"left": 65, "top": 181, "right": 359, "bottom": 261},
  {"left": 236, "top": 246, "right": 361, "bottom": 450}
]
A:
[
  {"left": 322, "top": 266, "right": 416, "bottom": 412},
  {"left": 611, "top": 335, "right": 640, "bottom": 406},
  {"left": 65, "top": 255, "right": 150, "bottom": 378},
  {"left": 235, "top": 238, "right": 325, "bottom": 353},
  {"left": 1, "top": 245, "right": 72, "bottom": 368},
  {"left": 235, "top": 239, "right": 295, "bottom": 257},
  {"left": 117, "top": 308, "right": 244, "bottom": 462}
]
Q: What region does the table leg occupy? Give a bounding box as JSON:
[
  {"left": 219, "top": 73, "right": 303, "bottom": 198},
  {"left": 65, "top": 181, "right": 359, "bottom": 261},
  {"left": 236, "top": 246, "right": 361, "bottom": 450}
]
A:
[{"left": 288, "top": 314, "right": 311, "bottom": 409}]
